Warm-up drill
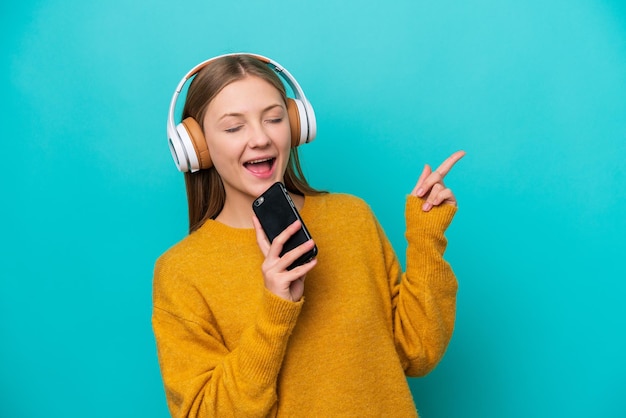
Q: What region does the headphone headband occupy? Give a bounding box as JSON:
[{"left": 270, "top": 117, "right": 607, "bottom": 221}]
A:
[{"left": 167, "top": 53, "right": 317, "bottom": 172}]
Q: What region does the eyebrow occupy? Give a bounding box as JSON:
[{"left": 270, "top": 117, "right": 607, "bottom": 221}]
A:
[{"left": 218, "top": 104, "right": 284, "bottom": 121}]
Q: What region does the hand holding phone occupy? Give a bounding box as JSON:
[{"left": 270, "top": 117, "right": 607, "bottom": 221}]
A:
[{"left": 252, "top": 182, "right": 318, "bottom": 271}]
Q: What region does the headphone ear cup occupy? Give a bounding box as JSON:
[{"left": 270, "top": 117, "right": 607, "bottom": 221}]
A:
[
  {"left": 179, "top": 117, "right": 213, "bottom": 170},
  {"left": 168, "top": 129, "right": 188, "bottom": 172},
  {"left": 286, "top": 98, "right": 308, "bottom": 147}
]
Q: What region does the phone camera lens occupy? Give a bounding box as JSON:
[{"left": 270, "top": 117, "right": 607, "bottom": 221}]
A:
[{"left": 254, "top": 197, "right": 264, "bottom": 207}]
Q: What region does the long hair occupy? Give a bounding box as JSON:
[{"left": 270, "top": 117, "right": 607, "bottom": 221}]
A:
[{"left": 181, "top": 55, "right": 324, "bottom": 233}]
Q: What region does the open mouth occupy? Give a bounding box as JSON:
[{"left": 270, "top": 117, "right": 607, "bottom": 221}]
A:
[{"left": 244, "top": 157, "right": 276, "bottom": 175}]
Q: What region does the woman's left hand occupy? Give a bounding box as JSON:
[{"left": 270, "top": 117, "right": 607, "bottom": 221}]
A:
[{"left": 411, "top": 150, "right": 465, "bottom": 212}]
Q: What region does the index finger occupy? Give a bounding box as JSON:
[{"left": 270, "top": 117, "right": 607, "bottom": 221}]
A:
[
  {"left": 434, "top": 150, "right": 466, "bottom": 178},
  {"left": 267, "top": 219, "right": 303, "bottom": 259}
]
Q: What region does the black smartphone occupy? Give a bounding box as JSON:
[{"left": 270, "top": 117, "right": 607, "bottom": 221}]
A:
[{"left": 252, "top": 182, "right": 318, "bottom": 270}]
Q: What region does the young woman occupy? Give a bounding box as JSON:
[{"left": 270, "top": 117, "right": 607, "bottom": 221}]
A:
[{"left": 153, "top": 53, "right": 464, "bottom": 417}]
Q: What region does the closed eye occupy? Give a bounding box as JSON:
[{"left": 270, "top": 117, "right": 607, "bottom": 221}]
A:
[{"left": 225, "top": 125, "right": 243, "bottom": 133}]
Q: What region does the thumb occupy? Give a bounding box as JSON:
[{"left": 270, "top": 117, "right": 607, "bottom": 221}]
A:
[{"left": 411, "top": 164, "right": 432, "bottom": 196}]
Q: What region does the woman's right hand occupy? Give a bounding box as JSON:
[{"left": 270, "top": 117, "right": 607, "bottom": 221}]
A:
[{"left": 252, "top": 215, "right": 317, "bottom": 302}]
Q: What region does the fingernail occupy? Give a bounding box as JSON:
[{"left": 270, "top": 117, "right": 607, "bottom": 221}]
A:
[
  {"left": 416, "top": 188, "right": 424, "bottom": 197},
  {"left": 422, "top": 202, "right": 432, "bottom": 211}
]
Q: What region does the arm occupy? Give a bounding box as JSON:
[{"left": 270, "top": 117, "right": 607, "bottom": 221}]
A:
[
  {"left": 152, "top": 260, "right": 302, "bottom": 418},
  {"left": 152, "top": 215, "right": 316, "bottom": 417},
  {"left": 390, "top": 150, "right": 464, "bottom": 375},
  {"left": 387, "top": 197, "right": 458, "bottom": 376}
]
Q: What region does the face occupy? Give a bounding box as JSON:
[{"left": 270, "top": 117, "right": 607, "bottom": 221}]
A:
[{"left": 202, "top": 75, "right": 292, "bottom": 209}]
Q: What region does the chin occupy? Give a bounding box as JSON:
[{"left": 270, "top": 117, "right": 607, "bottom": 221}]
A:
[{"left": 257, "top": 176, "right": 283, "bottom": 192}]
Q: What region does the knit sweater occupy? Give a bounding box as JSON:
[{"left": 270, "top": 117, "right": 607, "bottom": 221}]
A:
[{"left": 152, "top": 193, "right": 458, "bottom": 417}]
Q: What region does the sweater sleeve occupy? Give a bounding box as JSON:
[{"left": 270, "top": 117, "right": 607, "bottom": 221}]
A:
[
  {"left": 152, "top": 258, "right": 303, "bottom": 418},
  {"left": 385, "top": 196, "right": 458, "bottom": 377}
]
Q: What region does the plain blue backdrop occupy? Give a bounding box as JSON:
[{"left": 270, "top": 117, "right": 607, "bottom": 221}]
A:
[{"left": 2, "top": 0, "right": 625, "bottom": 416}]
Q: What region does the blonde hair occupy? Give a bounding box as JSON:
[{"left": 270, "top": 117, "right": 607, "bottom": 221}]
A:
[{"left": 181, "top": 55, "right": 324, "bottom": 233}]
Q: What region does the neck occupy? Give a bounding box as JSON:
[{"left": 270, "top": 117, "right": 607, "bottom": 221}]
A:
[
  {"left": 215, "top": 197, "right": 255, "bottom": 229},
  {"left": 215, "top": 191, "right": 305, "bottom": 229}
]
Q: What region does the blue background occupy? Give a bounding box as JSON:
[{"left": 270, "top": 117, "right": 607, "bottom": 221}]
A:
[{"left": 2, "top": 0, "right": 625, "bottom": 416}]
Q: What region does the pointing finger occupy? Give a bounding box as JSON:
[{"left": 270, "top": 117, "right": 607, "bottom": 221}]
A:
[
  {"left": 416, "top": 150, "right": 465, "bottom": 197},
  {"left": 433, "top": 150, "right": 466, "bottom": 179}
]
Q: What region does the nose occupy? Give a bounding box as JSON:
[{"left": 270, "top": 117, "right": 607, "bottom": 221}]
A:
[{"left": 247, "top": 122, "right": 272, "bottom": 148}]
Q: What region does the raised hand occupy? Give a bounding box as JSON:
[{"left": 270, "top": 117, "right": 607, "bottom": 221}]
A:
[{"left": 411, "top": 150, "right": 465, "bottom": 212}]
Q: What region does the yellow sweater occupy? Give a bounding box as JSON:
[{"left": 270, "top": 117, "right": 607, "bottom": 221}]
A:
[{"left": 152, "top": 193, "right": 457, "bottom": 417}]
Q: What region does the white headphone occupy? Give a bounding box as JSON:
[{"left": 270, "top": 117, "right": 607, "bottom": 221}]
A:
[{"left": 167, "top": 53, "right": 317, "bottom": 172}]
